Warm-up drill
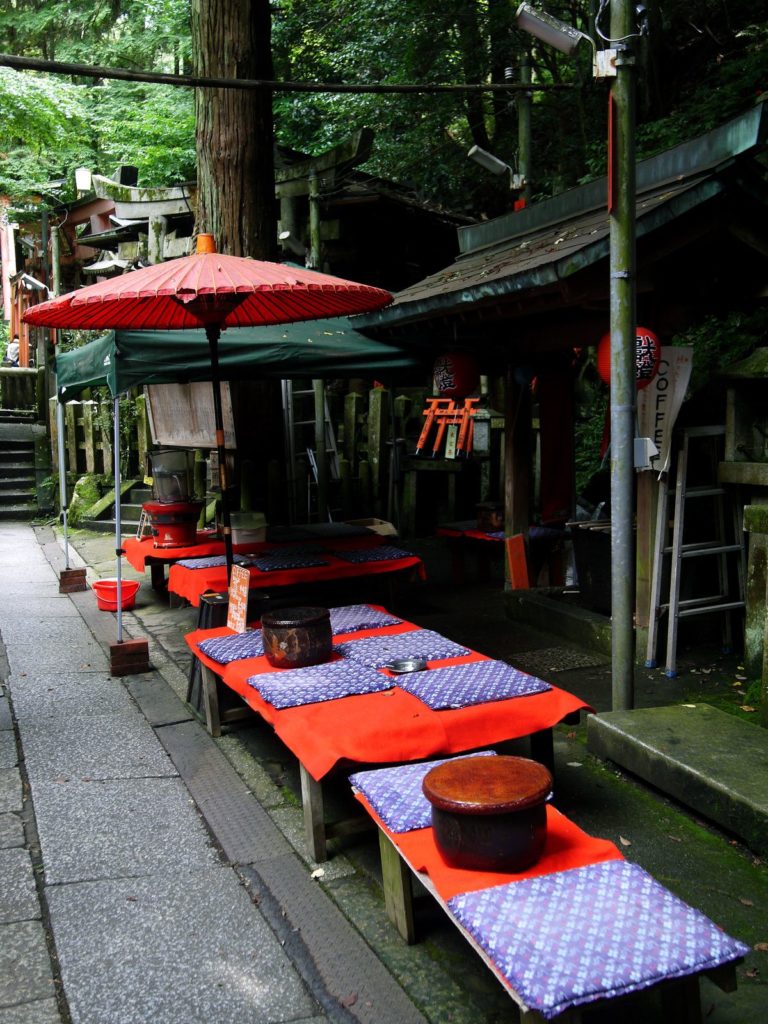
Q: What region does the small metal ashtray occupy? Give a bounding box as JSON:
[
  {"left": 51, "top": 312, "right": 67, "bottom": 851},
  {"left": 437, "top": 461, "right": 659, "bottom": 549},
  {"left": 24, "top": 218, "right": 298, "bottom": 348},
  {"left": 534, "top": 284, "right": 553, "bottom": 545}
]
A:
[{"left": 386, "top": 657, "right": 428, "bottom": 674}]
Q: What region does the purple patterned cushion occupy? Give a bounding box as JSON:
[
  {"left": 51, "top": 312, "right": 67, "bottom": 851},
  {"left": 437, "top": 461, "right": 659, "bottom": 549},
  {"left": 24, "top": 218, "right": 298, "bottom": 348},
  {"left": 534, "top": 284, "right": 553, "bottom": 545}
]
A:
[
  {"left": 329, "top": 604, "right": 402, "bottom": 634},
  {"left": 252, "top": 552, "right": 329, "bottom": 571},
  {"left": 397, "top": 659, "right": 551, "bottom": 710},
  {"left": 333, "top": 545, "right": 413, "bottom": 564},
  {"left": 335, "top": 630, "right": 470, "bottom": 669},
  {"left": 246, "top": 659, "right": 393, "bottom": 709},
  {"left": 198, "top": 630, "right": 264, "bottom": 664},
  {"left": 349, "top": 752, "right": 496, "bottom": 833},
  {"left": 176, "top": 554, "right": 251, "bottom": 569},
  {"left": 448, "top": 860, "right": 749, "bottom": 1019}
]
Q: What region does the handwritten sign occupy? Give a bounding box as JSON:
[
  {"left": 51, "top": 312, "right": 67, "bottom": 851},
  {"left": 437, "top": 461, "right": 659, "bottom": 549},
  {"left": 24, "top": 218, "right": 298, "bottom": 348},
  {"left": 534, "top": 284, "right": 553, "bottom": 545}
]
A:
[{"left": 226, "top": 564, "right": 251, "bottom": 633}]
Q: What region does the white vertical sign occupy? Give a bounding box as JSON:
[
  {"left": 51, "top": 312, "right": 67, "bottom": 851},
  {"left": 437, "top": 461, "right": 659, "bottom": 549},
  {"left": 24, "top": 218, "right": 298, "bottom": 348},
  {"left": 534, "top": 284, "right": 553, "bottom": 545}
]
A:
[{"left": 636, "top": 347, "right": 694, "bottom": 475}]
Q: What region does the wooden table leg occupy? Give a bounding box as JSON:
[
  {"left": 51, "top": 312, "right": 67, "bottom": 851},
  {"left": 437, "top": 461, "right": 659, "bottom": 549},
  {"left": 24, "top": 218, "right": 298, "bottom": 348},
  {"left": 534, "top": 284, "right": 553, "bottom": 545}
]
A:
[
  {"left": 529, "top": 728, "right": 554, "bottom": 773},
  {"left": 378, "top": 829, "right": 416, "bottom": 944},
  {"left": 300, "top": 763, "right": 327, "bottom": 863},
  {"left": 659, "top": 974, "right": 702, "bottom": 1023},
  {"left": 149, "top": 563, "right": 166, "bottom": 590},
  {"left": 200, "top": 664, "right": 222, "bottom": 738}
]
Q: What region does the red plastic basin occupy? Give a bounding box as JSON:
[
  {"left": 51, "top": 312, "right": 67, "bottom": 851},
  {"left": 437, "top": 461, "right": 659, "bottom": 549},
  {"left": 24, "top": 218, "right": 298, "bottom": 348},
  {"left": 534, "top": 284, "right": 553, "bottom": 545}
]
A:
[{"left": 92, "top": 578, "right": 140, "bottom": 611}]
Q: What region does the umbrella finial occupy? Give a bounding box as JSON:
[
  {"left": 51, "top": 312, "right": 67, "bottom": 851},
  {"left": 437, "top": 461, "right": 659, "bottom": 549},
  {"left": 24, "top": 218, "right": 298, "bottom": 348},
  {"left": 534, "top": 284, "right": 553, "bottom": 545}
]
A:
[{"left": 196, "top": 234, "right": 216, "bottom": 255}]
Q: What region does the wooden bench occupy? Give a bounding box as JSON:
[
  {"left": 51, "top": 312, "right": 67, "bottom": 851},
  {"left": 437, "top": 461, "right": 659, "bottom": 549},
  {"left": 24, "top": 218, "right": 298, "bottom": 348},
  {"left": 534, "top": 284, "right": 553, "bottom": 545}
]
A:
[{"left": 353, "top": 767, "right": 744, "bottom": 1023}]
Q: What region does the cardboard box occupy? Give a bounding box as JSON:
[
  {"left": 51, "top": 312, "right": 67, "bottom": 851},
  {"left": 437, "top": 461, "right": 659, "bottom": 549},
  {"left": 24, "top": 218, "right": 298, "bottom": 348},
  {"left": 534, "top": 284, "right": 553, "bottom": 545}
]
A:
[{"left": 345, "top": 517, "right": 398, "bottom": 537}]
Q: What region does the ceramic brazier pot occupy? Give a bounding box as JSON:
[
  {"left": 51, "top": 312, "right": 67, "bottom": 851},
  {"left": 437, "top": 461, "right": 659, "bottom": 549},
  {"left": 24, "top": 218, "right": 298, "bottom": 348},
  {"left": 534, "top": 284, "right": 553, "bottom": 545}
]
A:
[
  {"left": 422, "top": 755, "right": 552, "bottom": 871},
  {"left": 261, "top": 607, "right": 332, "bottom": 668}
]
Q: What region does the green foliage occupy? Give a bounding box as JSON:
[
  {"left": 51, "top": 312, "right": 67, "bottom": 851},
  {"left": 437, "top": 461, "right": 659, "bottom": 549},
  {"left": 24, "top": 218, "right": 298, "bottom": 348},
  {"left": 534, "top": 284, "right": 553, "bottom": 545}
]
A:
[{"left": 671, "top": 308, "right": 768, "bottom": 395}]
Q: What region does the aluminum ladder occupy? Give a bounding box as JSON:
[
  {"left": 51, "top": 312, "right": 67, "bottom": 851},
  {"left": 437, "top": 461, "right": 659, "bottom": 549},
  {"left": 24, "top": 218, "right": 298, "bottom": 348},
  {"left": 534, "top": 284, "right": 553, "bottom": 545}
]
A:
[
  {"left": 645, "top": 425, "right": 745, "bottom": 677},
  {"left": 281, "top": 379, "right": 340, "bottom": 523}
]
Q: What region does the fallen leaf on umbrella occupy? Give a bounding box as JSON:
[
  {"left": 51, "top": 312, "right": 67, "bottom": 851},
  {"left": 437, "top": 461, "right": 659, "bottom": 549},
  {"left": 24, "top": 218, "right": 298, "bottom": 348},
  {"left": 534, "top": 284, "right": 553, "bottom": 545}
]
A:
[
  {"left": 619, "top": 836, "right": 632, "bottom": 847},
  {"left": 739, "top": 897, "right": 755, "bottom": 907}
]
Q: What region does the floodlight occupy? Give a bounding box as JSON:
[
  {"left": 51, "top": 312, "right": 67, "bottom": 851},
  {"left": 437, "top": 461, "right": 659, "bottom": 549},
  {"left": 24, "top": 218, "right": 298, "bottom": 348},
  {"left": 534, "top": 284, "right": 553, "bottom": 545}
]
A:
[
  {"left": 468, "top": 146, "right": 511, "bottom": 176},
  {"left": 515, "top": 3, "right": 591, "bottom": 57}
]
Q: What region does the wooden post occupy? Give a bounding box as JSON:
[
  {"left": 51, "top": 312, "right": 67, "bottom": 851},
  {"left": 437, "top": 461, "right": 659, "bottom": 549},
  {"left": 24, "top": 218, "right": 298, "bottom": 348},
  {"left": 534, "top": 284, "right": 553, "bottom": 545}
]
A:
[
  {"left": 339, "top": 457, "right": 352, "bottom": 519},
  {"left": 368, "top": 386, "right": 389, "bottom": 512},
  {"left": 82, "top": 401, "right": 95, "bottom": 472},
  {"left": 504, "top": 368, "right": 532, "bottom": 583},
  {"left": 344, "top": 391, "right": 363, "bottom": 471},
  {"left": 135, "top": 393, "right": 149, "bottom": 477},
  {"left": 100, "top": 401, "right": 113, "bottom": 475},
  {"left": 313, "top": 379, "right": 328, "bottom": 520},
  {"left": 307, "top": 171, "right": 321, "bottom": 270},
  {"left": 49, "top": 397, "right": 58, "bottom": 472},
  {"left": 65, "top": 402, "right": 78, "bottom": 473}
]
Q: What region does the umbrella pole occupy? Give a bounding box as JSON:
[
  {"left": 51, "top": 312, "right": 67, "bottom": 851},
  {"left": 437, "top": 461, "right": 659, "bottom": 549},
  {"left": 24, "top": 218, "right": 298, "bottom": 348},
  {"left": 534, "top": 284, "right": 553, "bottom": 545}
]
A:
[
  {"left": 206, "top": 326, "right": 234, "bottom": 583},
  {"left": 113, "top": 396, "right": 124, "bottom": 644},
  {"left": 56, "top": 398, "right": 70, "bottom": 570}
]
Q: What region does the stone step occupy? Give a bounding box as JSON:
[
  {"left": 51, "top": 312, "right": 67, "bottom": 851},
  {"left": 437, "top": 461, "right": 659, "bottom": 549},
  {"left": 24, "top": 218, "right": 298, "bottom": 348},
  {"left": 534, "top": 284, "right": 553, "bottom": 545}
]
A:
[
  {"left": 0, "top": 504, "right": 37, "bottom": 520},
  {"left": 0, "top": 473, "right": 35, "bottom": 485},
  {"left": 587, "top": 703, "right": 768, "bottom": 856},
  {"left": 0, "top": 487, "right": 35, "bottom": 502}
]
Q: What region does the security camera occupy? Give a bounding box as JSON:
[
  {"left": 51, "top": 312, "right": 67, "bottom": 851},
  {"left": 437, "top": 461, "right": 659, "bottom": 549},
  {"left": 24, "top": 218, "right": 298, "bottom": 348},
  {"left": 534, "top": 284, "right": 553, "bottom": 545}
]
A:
[{"left": 515, "top": 3, "right": 590, "bottom": 57}]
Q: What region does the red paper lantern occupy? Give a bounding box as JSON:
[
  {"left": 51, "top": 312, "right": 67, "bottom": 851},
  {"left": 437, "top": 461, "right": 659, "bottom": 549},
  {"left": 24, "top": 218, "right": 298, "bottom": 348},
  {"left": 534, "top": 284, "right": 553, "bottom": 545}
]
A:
[
  {"left": 433, "top": 351, "right": 479, "bottom": 398},
  {"left": 596, "top": 327, "right": 661, "bottom": 390}
]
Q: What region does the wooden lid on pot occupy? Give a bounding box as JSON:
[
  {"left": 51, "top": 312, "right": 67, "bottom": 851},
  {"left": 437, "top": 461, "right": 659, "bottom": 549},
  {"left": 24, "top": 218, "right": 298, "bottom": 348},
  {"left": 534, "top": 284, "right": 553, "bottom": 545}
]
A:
[
  {"left": 261, "top": 606, "right": 330, "bottom": 629},
  {"left": 423, "top": 755, "right": 552, "bottom": 815}
]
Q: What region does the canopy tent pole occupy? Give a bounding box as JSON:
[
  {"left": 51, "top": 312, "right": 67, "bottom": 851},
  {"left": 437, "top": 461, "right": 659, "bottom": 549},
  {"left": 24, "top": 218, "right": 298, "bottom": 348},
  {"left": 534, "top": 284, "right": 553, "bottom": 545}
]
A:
[
  {"left": 56, "top": 399, "right": 70, "bottom": 570},
  {"left": 113, "top": 395, "right": 124, "bottom": 644},
  {"left": 206, "top": 325, "right": 234, "bottom": 582}
]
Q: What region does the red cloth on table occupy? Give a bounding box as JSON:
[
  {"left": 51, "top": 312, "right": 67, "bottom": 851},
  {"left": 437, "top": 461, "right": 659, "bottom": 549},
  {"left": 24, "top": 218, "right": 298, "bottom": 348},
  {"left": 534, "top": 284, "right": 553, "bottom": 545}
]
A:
[
  {"left": 356, "top": 794, "right": 623, "bottom": 901},
  {"left": 123, "top": 533, "right": 221, "bottom": 571},
  {"left": 171, "top": 553, "right": 426, "bottom": 607},
  {"left": 124, "top": 531, "right": 384, "bottom": 573},
  {"left": 436, "top": 527, "right": 503, "bottom": 543},
  {"left": 185, "top": 616, "right": 590, "bottom": 780}
]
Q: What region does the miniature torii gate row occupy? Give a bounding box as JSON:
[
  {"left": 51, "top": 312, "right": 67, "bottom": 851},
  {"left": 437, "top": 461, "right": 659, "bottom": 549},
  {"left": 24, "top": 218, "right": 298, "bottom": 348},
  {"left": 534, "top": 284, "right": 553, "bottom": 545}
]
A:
[{"left": 415, "top": 397, "right": 479, "bottom": 458}]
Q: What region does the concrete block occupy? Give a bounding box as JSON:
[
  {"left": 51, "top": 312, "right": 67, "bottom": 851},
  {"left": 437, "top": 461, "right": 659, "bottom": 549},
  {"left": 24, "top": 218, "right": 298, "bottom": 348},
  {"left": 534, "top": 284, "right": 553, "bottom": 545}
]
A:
[
  {"left": 59, "top": 568, "right": 87, "bottom": 593},
  {"left": 0, "top": 847, "right": 39, "bottom": 923},
  {"left": 588, "top": 704, "right": 768, "bottom": 855},
  {"left": 0, "top": 921, "right": 55, "bottom": 1007}
]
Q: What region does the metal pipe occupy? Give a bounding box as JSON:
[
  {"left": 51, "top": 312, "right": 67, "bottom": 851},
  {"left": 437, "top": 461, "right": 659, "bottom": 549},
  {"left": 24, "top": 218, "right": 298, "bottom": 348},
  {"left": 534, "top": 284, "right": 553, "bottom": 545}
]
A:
[
  {"left": 518, "top": 51, "right": 532, "bottom": 203},
  {"left": 609, "top": 0, "right": 637, "bottom": 710},
  {"left": 113, "top": 396, "right": 123, "bottom": 644},
  {"left": 56, "top": 399, "right": 70, "bottom": 569}
]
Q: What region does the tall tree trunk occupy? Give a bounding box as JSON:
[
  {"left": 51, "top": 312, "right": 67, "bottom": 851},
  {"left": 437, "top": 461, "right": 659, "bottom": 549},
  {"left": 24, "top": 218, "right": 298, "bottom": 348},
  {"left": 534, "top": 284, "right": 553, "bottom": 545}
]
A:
[{"left": 191, "top": 0, "right": 277, "bottom": 259}]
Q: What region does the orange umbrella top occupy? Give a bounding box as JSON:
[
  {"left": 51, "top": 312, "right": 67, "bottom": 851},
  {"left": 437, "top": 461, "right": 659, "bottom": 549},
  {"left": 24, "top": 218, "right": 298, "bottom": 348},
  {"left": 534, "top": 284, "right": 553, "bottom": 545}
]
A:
[{"left": 23, "top": 238, "right": 392, "bottom": 332}]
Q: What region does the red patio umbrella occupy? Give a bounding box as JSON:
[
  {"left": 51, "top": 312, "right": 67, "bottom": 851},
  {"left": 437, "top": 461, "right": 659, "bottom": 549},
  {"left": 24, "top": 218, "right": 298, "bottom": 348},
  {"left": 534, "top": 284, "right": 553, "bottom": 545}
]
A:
[{"left": 24, "top": 235, "right": 392, "bottom": 583}]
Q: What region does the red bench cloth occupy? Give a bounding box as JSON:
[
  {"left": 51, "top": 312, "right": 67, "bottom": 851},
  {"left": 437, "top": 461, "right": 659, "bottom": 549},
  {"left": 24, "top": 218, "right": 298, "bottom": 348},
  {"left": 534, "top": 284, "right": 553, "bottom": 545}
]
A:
[
  {"left": 170, "top": 553, "right": 426, "bottom": 607},
  {"left": 356, "top": 794, "right": 623, "bottom": 901},
  {"left": 185, "top": 616, "right": 590, "bottom": 780}
]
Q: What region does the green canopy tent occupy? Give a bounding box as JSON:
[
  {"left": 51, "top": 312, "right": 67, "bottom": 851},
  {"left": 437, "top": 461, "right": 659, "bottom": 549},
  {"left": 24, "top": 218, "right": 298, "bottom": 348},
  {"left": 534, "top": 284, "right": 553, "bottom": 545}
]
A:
[
  {"left": 54, "top": 318, "right": 424, "bottom": 399},
  {"left": 52, "top": 318, "right": 427, "bottom": 611}
]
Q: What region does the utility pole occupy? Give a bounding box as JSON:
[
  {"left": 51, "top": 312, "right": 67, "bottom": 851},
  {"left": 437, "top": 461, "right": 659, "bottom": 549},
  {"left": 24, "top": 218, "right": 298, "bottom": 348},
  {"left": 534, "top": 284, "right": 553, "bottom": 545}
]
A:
[
  {"left": 518, "top": 50, "right": 532, "bottom": 203},
  {"left": 609, "top": 0, "right": 637, "bottom": 710}
]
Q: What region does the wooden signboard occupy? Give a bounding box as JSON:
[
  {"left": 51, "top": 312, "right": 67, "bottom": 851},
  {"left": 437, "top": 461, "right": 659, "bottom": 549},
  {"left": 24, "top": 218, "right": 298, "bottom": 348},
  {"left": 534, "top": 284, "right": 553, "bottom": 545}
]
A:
[
  {"left": 226, "top": 564, "right": 251, "bottom": 633},
  {"left": 145, "top": 382, "right": 237, "bottom": 449}
]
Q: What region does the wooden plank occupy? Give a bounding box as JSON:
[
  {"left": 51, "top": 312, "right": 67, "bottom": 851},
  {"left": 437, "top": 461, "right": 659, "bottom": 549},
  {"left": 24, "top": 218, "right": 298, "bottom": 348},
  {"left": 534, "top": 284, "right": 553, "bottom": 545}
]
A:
[
  {"left": 378, "top": 830, "right": 415, "bottom": 944},
  {"left": 65, "top": 403, "right": 78, "bottom": 473},
  {"left": 82, "top": 401, "right": 95, "bottom": 473},
  {"left": 200, "top": 663, "right": 222, "bottom": 737},
  {"left": 300, "top": 763, "right": 327, "bottom": 863}
]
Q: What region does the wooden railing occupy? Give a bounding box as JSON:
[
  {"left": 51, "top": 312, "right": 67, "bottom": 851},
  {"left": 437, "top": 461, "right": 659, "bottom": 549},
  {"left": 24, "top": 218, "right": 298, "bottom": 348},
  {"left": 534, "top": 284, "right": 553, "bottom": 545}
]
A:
[{"left": 48, "top": 394, "right": 149, "bottom": 477}]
